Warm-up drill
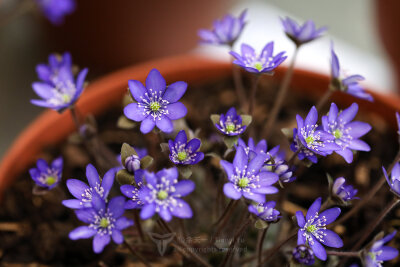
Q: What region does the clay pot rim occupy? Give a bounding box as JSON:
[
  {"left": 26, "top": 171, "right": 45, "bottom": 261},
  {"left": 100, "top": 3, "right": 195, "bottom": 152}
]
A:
[{"left": 0, "top": 53, "right": 399, "bottom": 199}]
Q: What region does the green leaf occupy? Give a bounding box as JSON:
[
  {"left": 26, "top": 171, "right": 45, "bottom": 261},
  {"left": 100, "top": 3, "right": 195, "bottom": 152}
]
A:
[
  {"left": 210, "top": 114, "right": 220, "bottom": 125},
  {"left": 326, "top": 173, "right": 333, "bottom": 191},
  {"left": 223, "top": 136, "right": 239, "bottom": 149},
  {"left": 121, "top": 143, "right": 137, "bottom": 164},
  {"left": 116, "top": 169, "right": 135, "bottom": 185},
  {"left": 241, "top": 115, "right": 252, "bottom": 126},
  {"left": 300, "top": 159, "right": 313, "bottom": 168},
  {"left": 140, "top": 155, "right": 154, "bottom": 169},
  {"left": 254, "top": 219, "right": 269, "bottom": 230},
  {"left": 117, "top": 116, "right": 136, "bottom": 130},
  {"left": 178, "top": 165, "right": 193, "bottom": 179}
]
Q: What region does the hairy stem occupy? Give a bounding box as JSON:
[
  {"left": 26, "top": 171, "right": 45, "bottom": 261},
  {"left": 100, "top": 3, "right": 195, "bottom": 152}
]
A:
[
  {"left": 133, "top": 210, "right": 145, "bottom": 243},
  {"left": 257, "top": 226, "right": 269, "bottom": 265},
  {"left": 257, "top": 231, "right": 297, "bottom": 266},
  {"left": 210, "top": 200, "right": 239, "bottom": 245},
  {"left": 248, "top": 74, "right": 261, "bottom": 116},
  {"left": 123, "top": 240, "right": 152, "bottom": 267},
  {"left": 264, "top": 47, "right": 299, "bottom": 139},
  {"left": 326, "top": 250, "right": 360, "bottom": 258},
  {"left": 232, "top": 64, "right": 247, "bottom": 111}
]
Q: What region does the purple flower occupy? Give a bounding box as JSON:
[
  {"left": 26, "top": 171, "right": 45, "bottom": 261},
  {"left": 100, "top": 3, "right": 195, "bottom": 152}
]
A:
[
  {"left": 220, "top": 146, "right": 279, "bottom": 203},
  {"left": 120, "top": 169, "right": 147, "bottom": 210},
  {"left": 396, "top": 112, "right": 400, "bottom": 137},
  {"left": 332, "top": 177, "right": 358, "bottom": 202},
  {"left": 230, "top": 42, "right": 287, "bottom": 74},
  {"left": 129, "top": 167, "right": 195, "bottom": 222},
  {"left": 29, "top": 157, "right": 63, "bottom": 189},
  {"left": 214, "top": 107, "right": 247, "bottom": 136},
  {"left": 168, "top": 130, "right": 204, "bottom": 165},
  {"left": 124, "top": 69, "right": 187, "bottom": 134},
  {"left": 62, "top": 164, "right": 115, "bottom": 209},
  {"left": 296, "top": 197, "right": 343, "bottom": 261},
  {"left": 322, "top": 103, "right": 371, "bottom": 163},
  {"left": 125, "top": 154, "right": 141, "bottom": 173},
  {"left": 291, "top": 106, "right": 340, "bottom": 163},
  {"left": 31, "top": 52, "right": 88, "bottom": 111},
  {"left": 237, "top": 138, "right": 295, "bottom": 183},
  {"left": 198, "top": 9, "right": 247, "bottom": 46},
  {"left": 69, "top": 194, "right": 134, "bottom": 253},
  {"left": 281, "top": 17, "right": 326, "bottom": 46},
  {"left": 331, "top": 45, "right": 373, "bottom": 101},
  {"left": 35, "top": 0, "right": 76, "bottom": 25},
  {"left": 292, "top": 245, "right": 315, "bottom": 266},
  {"left": 248, "top": 201, "right": 281, "bottom": 222},
  {"left": 383, "top": 162, "right": 400, "bottom": 198},
  {"left": 365, "top": 231, "right": 398, "bottom": 267}
]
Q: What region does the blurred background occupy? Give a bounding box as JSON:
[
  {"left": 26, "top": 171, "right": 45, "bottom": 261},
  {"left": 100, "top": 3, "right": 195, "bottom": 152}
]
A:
[{"left": 0, "top": 0, "right": 397, "bottom": 157}]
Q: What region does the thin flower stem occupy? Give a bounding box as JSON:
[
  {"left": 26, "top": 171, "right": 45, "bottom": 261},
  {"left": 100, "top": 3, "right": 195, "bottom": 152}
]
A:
[
  {"left": 316, "top": 88, "right": 334, "bottom": 112},
  {"left": 232, "top": 64, "right": 247, "bottom": 111},
  {"left": 287, "top": 150, "right": 300, "bottom": 166},
  {"left": 158, "top": 219, "right": 211, "bottom": 267},
  {"left": 133, "top": 210, "right": 145, "bottom": 243},
  {"left": 123, "top": 240, "right": 152, "bottom": 267},
  {"left": 248, "top": 74, "right": 261, "bottom": 116},
  {"left": 264, "top": 47, "right": 299, "bottom": 139},
  {"left": 326, "top": 250, "right": 361, "bottom": 258},
  {"left": 320, "top": 197, "right": 334, "bottom": 211},
  {"left": 257, "top": 226, "right": 269, "bottom": 265},
  {"left": 331, "top": 150, "right": 400, "bottom": 228},
  {"left": 220, "top": 216, "right": 252, "bottom": 267},
  {"left": 179, "top": 219, "right": 187, "bottom": 240},
  {"left": 351, "top": 197, "right": 400, "bottom": 251},
  {"left": 257, "top": 231, "right": 297, "bottom": 266},
  {"left": 210, "top": 200, "right": 239, "bottom": 245},
  {"left": 70, "top": 106, "right": 82, "bottom": 130}
]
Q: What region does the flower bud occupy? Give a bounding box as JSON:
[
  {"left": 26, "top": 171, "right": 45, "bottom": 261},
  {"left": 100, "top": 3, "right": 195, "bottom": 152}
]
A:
[{"left": 125, "top": 155, "right": 140, "bottom": 173}]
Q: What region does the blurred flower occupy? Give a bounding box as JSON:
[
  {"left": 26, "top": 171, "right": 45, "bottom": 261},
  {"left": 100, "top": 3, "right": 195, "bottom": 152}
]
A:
[
  {"left": 31, "top": 52, "right": 88, "bottom": 111},
  {"left": 29, "top": 157, "right": 63, "bottom": 189},
  {"left": 214, "top": 107, "right": 247, "bottom": 136},
  {"left": 330, "top": 45, "right": 373, "bottom": 101},
  {"left": 124, "top": 69, "right": 187, "bottom": 134},
  {"left": 248, "top": 201, "right": 280, "bottom": 222},
  {"left": 332, "top": 177, "right": 358, "bottom": 202},
  {"left": 36, "top": 0, "right": 76, "bottom": 25},
  {"left": 322, "top": 103, "right": 371, "bottom": 163},
  {"left": 296, "top": 197, "right": 343, "bottom": 261},
  {"left": 396, "top": 112, "right": 400, "bottom": 137},
  {"left": 198, "top": 9, "right": 247, "bottom": 46},
  {"left": 136, "top": 167, "right": 195, "bottom": 222},
  {"left": 62, "top": 164, "right": 116, "bottom": 209},
  {"left": 69, "top": 194, "right": 133, "bottom": 253},
  {"left": 292, "top": 245, "right": 315, "bottom": 266},
  {"left": 220, "top": 146, "right": 278, "bottom": 202},
  {"left": 281, "top": 17, "right": 326, "bottom": 46},
  {"left": 291, "top": 106, "right": 340, "bottom": 163},
  {"left": 230, "top": 42, "right": 287, "bottom": 74},
  {"left": 364, "top": 231, "right": 398, "bottom": 267},
  {"left": 168, "top": 130, "right": 204, "bottom": 165},
  {"left": 383, "top": 162, "right": 400, "bottom": 198}
]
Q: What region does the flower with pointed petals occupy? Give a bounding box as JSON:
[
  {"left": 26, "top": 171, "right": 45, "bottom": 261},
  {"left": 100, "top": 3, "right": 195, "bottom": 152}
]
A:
[
  {"left": 332, "top": 177, "right": 358, "bottom": 202},
  {"left": 330, "top": 45, "right": 373, "bottom": 101},
  {"left": 248, "top": 201, "right": 281, "bottom": 222},
  {"left": 29, "top": 157, "right": 63, "bottom": 189},
  {"left": 237, "top": 137, "right": 295, "bottom": 183},
  {"left": 214, "top": 107, "right": 247, "bottom": 136},
  {"left": 292, "top": 245, "right": 315, "bottom": 266},
  {"left": 322, "top": 103, "right": 371, "bottom": 163},
  {"left": 69, "top": 194, "right": 134, "bottom": 253},
  {"left": 35, "top": 0, "right": 76, "bottom": 25},
  {"left": 383, "top": 162, "right": 400, "bottom": 198},
  {"left": 230, "top": 42, "right": 287, "bottom": 74},
  {"left": 130, "top": 167, "right": 195, "bottom": 222},
  {"left": 291, "top": 106, "right": 340, "bottom": 163},
  {"left": 296, "top": 197, "right": 343, "bottom": 261},
  {"left": 364, "top": 231, "right": 398, "bottom": 267},
  {"left": 31, "top": 52, "right": 88, "bottom": 111},
  {"left": 168, "top": 130, "right": 204, "bottom": 165},
  {"left": 120, "top": 169, "right": 147, "bottom": 210},
  {"left": 62, "top": 164, "right": 116, "bottom": 209},
  {"left": 220, "top": 146, "right": 279, "bottom": 203},
  {"left": 198, "top": 9, "right": 247, "bottom": 46},
  {"left": 281, "top": 17, "right": 326, "bottom": 46},
  {"left": 124, "top": 69, "right": 187, "bottom": 134}
]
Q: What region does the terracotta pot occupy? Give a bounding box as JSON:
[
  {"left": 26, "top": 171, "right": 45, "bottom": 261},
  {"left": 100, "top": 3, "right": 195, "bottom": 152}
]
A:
[
  {"left": 1, "top": 54, "right": 400, "bottom": 200},
  {"left": 45, "top": 0, "right": 231, "bottom": 71}
]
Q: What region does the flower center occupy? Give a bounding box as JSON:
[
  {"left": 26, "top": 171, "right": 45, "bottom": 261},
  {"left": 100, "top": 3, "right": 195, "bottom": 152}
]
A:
[
  {"left": 368, "top": 252, "right": 376, "bottom": 261},
  {"left": 45, "top": 176, "right": 56, "bottom": 186},
  {"left": 254, "top": 62, "right": 263, "bottom": 71},
  {"left": 225, "top": 123, "right": 235, "bottom": 133},
  {"left": 150, "top": 101, "right": 161, "bottom": 111},
  {"left": 177, "top": 151, "right": 187, "bottom": 161},
  {"left": 257, "top": 206, "right": 265, "bottom": 213},
  {"left": 238, "top": 177, "right": 249, "bottom": 188},
  {"left": 334, "top": 129, "right": 342, "bottom": 139},
  {"left": 62, "top": 93, "right": 71, "bottom": 103},
  {"left": 99, "top": 218, "right": 109, "bottom": 228},
  {"left": 305, "top": 136, "right": 314, "bottom": 144},
  {"left": 306, "top": 224, "right": 317, "bottom": 233},
  {"left": 157, "top": 190, "right": 168, "bottom": 200}
]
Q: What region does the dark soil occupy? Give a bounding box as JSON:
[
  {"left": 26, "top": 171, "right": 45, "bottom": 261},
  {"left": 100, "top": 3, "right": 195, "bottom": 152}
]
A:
[{"left": 0, "top": 71, "right": 399, "bottom": 266}]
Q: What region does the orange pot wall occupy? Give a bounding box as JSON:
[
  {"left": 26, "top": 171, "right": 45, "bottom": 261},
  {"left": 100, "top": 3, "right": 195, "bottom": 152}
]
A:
[{"left": 1, "top": 54, "right": 399, "bottom": 200}]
